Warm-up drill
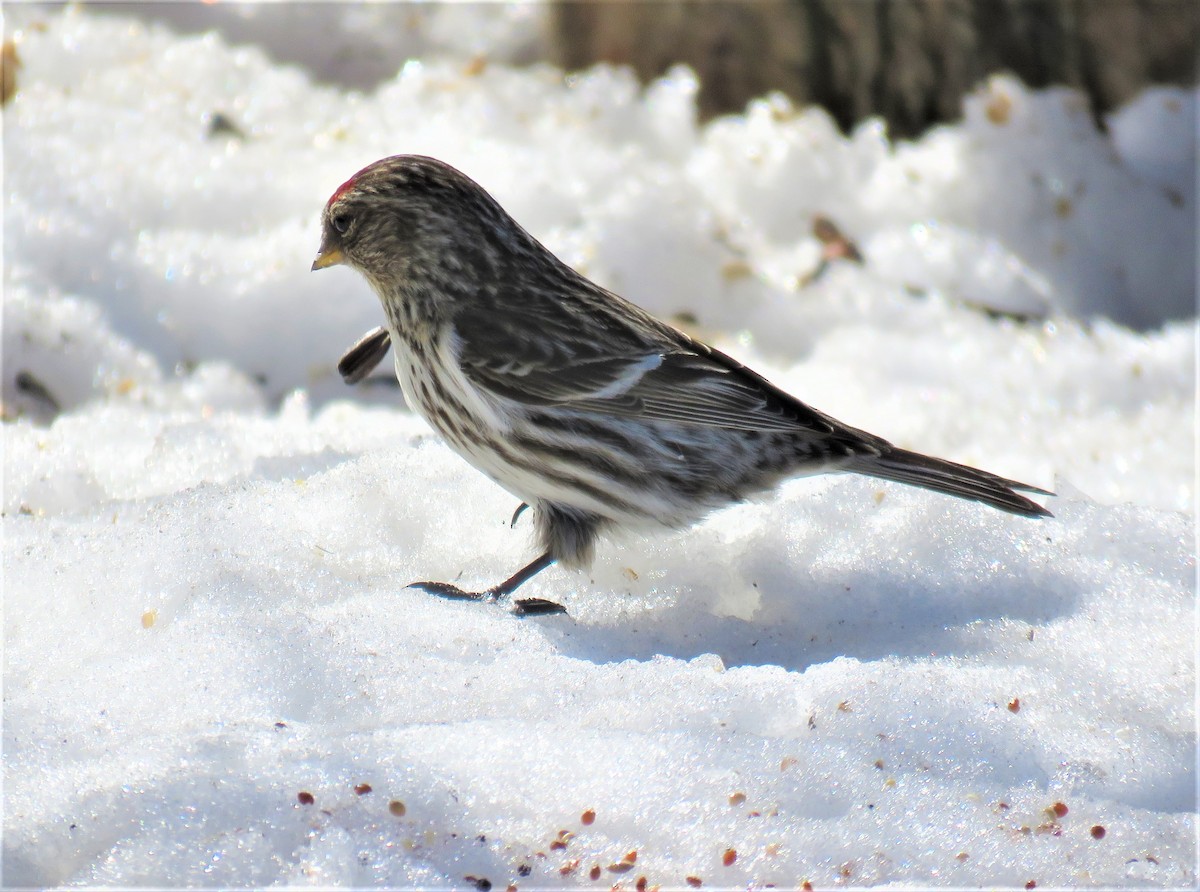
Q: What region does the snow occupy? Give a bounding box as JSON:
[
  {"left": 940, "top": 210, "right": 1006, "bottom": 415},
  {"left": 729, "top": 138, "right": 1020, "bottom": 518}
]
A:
[{"left": 3, "top": 5, "right": 1195, "bottom": 888}]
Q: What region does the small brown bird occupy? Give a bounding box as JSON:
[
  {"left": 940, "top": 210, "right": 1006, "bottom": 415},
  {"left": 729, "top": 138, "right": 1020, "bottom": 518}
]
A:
[{"left": 313, "top": 155, "right": 1051, "bottom": 616}]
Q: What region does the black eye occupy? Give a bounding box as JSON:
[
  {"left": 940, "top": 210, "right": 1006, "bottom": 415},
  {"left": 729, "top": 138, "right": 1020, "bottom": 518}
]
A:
[{"left": 331, "top": 212, "right": 351, "bottom": 234}]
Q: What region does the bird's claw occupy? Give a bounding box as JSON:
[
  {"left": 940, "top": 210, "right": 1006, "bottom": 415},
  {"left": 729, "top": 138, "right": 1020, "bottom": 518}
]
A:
[
  {"left": 510, "top": 597, "right": 568, "bottom": 617},
  {"left": 510, "top": 502, "right": 529, "bottom": 529},
  {"left": 406, "top": 580, "right": 488, "bottom": 602},
  {"left": 406, "top": 580, "right": 566, "bottom": 617}
]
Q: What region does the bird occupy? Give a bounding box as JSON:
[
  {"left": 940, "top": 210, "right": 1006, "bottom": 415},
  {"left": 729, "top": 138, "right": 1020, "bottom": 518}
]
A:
[{"left": 313, "top": 154, "right": 1051, "bottom": 616}]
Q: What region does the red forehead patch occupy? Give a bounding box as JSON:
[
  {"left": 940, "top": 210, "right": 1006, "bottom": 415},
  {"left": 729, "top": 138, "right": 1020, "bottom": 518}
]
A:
[
  {"left": 326, "top": 157, "right": 392, "bottom": 208},
  {"left": 326, "top": 174, "right": 357, "bottom": 209}
]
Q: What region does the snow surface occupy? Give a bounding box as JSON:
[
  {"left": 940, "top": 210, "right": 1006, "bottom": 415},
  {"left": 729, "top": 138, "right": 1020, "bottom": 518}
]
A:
[{"left": 2, "top": 5, "right": 1196, "bottom": 888}]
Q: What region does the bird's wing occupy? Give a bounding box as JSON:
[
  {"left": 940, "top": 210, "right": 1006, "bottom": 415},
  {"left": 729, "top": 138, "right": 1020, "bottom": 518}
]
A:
[{"left": 454, "top": 307, "right": 838, "bottom": 435}]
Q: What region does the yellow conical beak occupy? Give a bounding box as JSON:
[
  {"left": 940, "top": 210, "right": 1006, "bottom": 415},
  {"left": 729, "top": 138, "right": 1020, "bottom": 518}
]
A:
[{"left": 311, "top": 247, "right": 345, "bottom": 271}]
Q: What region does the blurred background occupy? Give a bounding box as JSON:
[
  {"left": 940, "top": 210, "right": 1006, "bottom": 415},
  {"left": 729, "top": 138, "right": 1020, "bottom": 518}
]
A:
[
  {"left": 93, "top": 0, "right": 1199, "bottom": 138},
  {"left": 551, "top": 0, "right": 1200, "bottom": 137},
  {"left": 3, "top": 1, "right": 1195, "bottom": 425}
]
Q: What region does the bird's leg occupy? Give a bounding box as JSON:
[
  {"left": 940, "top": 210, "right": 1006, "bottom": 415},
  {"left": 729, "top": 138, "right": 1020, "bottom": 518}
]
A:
[
  {"left": 408, "top": 552, "right": 564, "bottom": 616},
  {"left": 510, "top": 502, "right": 529, "bottom": 528}
]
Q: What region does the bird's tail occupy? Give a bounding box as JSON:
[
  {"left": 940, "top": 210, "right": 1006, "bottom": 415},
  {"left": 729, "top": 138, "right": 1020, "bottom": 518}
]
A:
[{"left": 847, "top": 446, "right": 1053, "bottom": 518}]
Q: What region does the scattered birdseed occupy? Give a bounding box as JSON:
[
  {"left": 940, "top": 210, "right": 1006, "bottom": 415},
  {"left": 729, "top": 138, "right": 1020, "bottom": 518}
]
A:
[
  {"left": 685, "top": 877, "right": 702, "bottom": 887},
  {"left": 1, "top": 39, "right": 19, "bottom": 105},
  {"left": 722, "top": 849, "right": 736, "bottom": 866},
  {"left": 354, "top": 783, "right": 372, "bottom": 795},
  {"left": 389, "top": 800, "right": 406, "bottom": 817},
  {"left": 986, "top": 89, "right": 1013, "bottom": 124},
  {"left": 1091, "top": 825, "right": 1106, "bottom": 839},
  {"left": 729, "top": 792, "right": 746, "bottom": 806},
  {"left": 581, "top": 809, "right": 596, "bottom": 825},
  {"left": 206, "top": 111, "right": 246, "bottom": 140},
  {"left": 1052, "top": 802, "right": 1069, "bottom": 818},
  {"left": 297, "top": 791, "right": 314, "bottom": 805},
  {"left": 720, "top": 259, "right": 754, "bottom": 282},
  {"left": 608, "top": 851, "right": 637, "bottom": 873},
  {"left": 1008, "top": 698, "right": 1021, "bottom": 713}
]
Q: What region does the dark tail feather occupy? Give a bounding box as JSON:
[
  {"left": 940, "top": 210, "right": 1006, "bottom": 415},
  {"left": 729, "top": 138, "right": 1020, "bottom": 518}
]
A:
[{"left": 849, "top": 447, "right": 1053, "bottom": 518}]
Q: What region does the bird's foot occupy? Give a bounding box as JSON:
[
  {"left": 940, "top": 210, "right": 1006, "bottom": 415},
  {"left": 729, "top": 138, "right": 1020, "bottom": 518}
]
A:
[
  {"left": 338, "top": 326, "right": 391, "bottom": 385},
  {"left": 407, "top": 580, "right": 567, "bottom": 617}
]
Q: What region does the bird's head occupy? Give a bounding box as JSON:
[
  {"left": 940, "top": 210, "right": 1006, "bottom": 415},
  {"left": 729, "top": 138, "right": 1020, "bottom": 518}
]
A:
[{"left": 312, "top": 155, "right": 536, "bottom": 309}]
